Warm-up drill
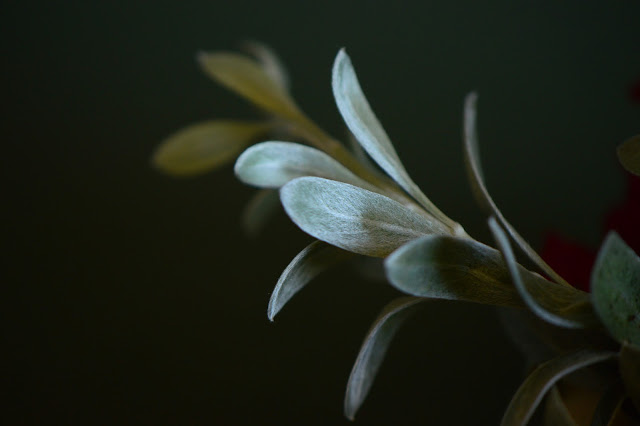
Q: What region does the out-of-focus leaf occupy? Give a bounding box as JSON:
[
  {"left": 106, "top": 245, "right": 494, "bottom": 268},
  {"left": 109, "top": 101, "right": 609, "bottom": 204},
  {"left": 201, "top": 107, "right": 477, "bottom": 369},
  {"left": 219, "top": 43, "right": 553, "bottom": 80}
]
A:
[
  {"left": 152, "top": 120, "right": 270, "bottom": 176},
  {"left": 385, "top": 234, "right": 593, "bottom": 315},
  {"left": 332, "top": 49, "right": 460, "bottom": 234},
  {"left": 241, "top": 189, "right": 280, "bottom": 238},
  {"left": 268, "top": 241, "right": 354, "bottom": 321},
  {"left": 462, "top": 93, "right": 570, "bottom": 287},
  {"left": 198, "top": 51, "right": 303, "bottom": 121},
  {"left": 234, "top": 141, "right": 376, "bottom": 190},
  {"left": 617, "top": 135, "right": 640, "bottom": 176},
  {"left": 543, "top": 386, "right": 576, "bottom": 426},
  {"left": 280, "top": 177, "right": 448, "bottom": 257},
  {"left": 501, "top": 350, "right": 617, "bottom": 426},
  {"left": 620, "top": 342, "right": 640, "bottom": 413},
  {"left": 591, "top": 232, "right": 640, "bottom": 345},
  {"left": 590, "top": 381, "right": 625, "bottom": 426},
  {"left": 489, "top": 217, "right": 598, "bottom": 329},
  {"left": 344, "top": 297, "right": 424, "bottom": 420},
  {"left": 241, "top": 41, "right": 290, "bottom": 91}
]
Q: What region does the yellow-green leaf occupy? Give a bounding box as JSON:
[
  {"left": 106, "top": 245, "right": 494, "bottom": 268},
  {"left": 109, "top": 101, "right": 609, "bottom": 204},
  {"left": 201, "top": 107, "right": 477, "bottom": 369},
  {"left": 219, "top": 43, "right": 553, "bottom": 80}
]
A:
[{"left": 152, "top": 120, "right": 270, "bottom": 177}]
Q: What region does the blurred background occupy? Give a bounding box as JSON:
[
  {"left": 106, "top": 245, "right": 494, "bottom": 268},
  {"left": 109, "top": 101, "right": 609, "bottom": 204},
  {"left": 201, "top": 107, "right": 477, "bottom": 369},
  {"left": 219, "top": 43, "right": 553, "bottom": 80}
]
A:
[{"left": 3, "top": 1, "right": 638, "bottom": 424}]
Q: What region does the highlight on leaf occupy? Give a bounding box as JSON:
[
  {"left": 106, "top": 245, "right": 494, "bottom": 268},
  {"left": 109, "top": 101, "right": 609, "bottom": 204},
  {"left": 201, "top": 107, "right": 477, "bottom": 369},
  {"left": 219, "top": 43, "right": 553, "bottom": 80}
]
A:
[
  {"left": 344, "top": 297, "right": 424, "bottom": 420},
  {"left": 234, "top": 141, "right": 376, "bottom": 190},
  {"left": 268, "top": 241, "right": 354, "bottom": 321},
  {"left": 462, "top": 92, "right": 570, "bottom": 287},
  {"left": 488, "top": 217, "right": 597, "bottom": 329},
  {"left": 152, "top": 120, "right": 270, "bottom": 176},
  {"left": 197, "top": 51, "right": 303, "bottom": 121},
  {"left": 591, "top": 232, "right": 640, "bottom": 346},
  {"left": 332, "top": 49, "right": 461, "bottom": 234},
  {"left": 280, "top": 177, "right": 449, "bottom": 257}
]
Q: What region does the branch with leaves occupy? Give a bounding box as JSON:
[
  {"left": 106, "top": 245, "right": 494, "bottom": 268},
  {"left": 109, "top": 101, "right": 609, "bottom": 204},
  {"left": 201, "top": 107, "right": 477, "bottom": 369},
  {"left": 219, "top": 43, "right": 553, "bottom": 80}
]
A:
[{"left": 152, "top": 42, "right": 640, "bottom": 425}]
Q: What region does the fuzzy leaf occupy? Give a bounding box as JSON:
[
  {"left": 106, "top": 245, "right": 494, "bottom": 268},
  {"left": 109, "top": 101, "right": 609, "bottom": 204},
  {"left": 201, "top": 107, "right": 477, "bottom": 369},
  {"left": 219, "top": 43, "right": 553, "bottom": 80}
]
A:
[
  {"left": 152, "top": 120, "right": 270, "bottom": 176},
  {"left": 234, "top": 141, "right": 376, "bottom": 190},
  {"left": 241, "top": 189, "right": 280, "bottom": 238},
  {"left": 280, "top": 177, "right": 448, "bottom": 257},
  {"left": 332, "top": 50, "right": 456, "bottom": 230},
  {"left": 591, "top": 232, "right": 640, "bottom": 345},
  {"left": 489, "top": 217, "right": 597, "bottom": 329},
  {"left": 198, "top": 51, "right": 303, "bottom": 120},
  {"left": 344, "top": 297, "right": 424, "bottom": 420},
  {"left": 268, "top": 241, "right": 354, "bottom": 321},
  {"left": 619, "top": 342, "right": 640, "bottom": 413},
  {"left": 501, "top": 350, "right": 616, "bottom": 426},
  {"left": 463, "top": 93, "right": 570, "bottom": 287},
  {"left": 385, "top": 234, "right": 592, "bottom": 315},
  {"left": 617, "top": 135, "right": 640, "bottom": 176}
]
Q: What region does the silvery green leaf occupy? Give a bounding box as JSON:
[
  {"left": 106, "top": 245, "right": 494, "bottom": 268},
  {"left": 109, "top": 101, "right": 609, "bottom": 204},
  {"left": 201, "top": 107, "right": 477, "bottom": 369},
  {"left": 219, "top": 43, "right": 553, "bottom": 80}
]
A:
[
  {"left": 463, "top": 93, "right": 570, "bottom": 287},
  {"left": 241, "top": 189, "right": 280, "bottom": 238},
  {"left": 619, "top": 342, "right": 640, "bottom": 413},
  {"left": 542, "top": 386, "right": 576, "bottom": 426},
  {"left": 268, "top": 241, "right": 354, "bottom": 321},
  {"left": 280, "top": 177, "right": 448, "bottom": 257},
  {"left": 332, "top": 50, "right": 459, "bottom": 232},
  {"left": 344, "top": 297, "right": 424, "bottom": 420},
  {"left": 152, "top": 120, "right": 270, "bottom": 177},
  {"left": 488, "top": 217, "right": 597, "bottom": 329},
  {"left": 617, "top": 135, "right": 640, "bottom": 176},
  {"left": 591, "top": 232, "right": 640, "bottom": 345},
  {"left": 234, "top": 141, "right": 377, "bottom": 191},
  {"left": 198, "top": 51, "right": 303, "bottom": 121},
  {"left": 241, "top": 40, "right": 290, "bottom": 91},
  {"left": 501, "top": 350, "right": 617, "bottom": 426},
  {"left": 589, "top": 381, "right": 625, "bottom": 426}
]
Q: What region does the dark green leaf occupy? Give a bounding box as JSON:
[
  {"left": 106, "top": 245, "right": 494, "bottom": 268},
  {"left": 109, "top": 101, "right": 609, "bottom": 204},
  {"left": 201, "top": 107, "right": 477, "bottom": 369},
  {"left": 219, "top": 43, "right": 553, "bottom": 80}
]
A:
[
  {"left": 591, "top": 232, "right": 640, "bottom": 345},
  {"left": 501, "top": 350, "right": 616, "bottom": 426},
  {"left": 344, "top": 297, "right": 424, "bottom": 420},
  {"left": 619, "top": 342, "right": 640, "bottom": 413},
  {"left": 489, "top": 217, "right": 598, "bottom": 329},
  {"left": 268, "top": 241, "right": 354, "bottom": 321},
  {"left": 590, "top": 380, "right": 625, "bottom": 426},
  {"left": 617, "top": 135, "right": 640, "bottom": 176}
]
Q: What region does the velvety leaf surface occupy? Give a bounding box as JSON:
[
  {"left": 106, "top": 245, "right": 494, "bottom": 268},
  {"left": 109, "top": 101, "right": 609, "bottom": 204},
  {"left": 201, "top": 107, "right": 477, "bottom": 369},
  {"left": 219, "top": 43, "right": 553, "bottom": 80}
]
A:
[
  {"left": 234, "top": 141, "right": 375, "bottom": 190},
  {"left": 280, "top": 177, "right": 448, "bottom": 257},
  {"left": 591, "top": 232, "right": 640, "bottom": 345},
  {"left": 344, "top": 297, "right": 424, "bottom": 420}
]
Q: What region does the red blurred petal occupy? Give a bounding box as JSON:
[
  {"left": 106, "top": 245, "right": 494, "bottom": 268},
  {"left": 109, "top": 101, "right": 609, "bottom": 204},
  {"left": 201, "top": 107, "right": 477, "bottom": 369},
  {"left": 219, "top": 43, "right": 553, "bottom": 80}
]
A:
[{"left": 540, "top": 232, "right": 596, "bottom": 292}]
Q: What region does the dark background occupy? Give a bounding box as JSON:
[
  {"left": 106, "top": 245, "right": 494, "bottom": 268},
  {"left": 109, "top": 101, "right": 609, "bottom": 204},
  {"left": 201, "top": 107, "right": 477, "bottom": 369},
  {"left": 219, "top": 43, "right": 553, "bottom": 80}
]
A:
[{"left": 3, "top": 1, "right": 639, "bottom": 424}]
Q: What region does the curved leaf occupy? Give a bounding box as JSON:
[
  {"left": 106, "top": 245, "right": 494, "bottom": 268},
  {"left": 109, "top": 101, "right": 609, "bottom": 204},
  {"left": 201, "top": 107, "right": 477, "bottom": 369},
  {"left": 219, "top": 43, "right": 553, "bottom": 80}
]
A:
[
  {"left": 268, "top": 241, "right": 354, "bottom": 321},
  {"left": 543, "top": 386, "right": 576, "bottom": 426},
  {"left": 280, "top": 177, "right": 448, "bottom": 257},
  {"left": 501, "top": 350, "right": 617, "bottom": 426},
  {"left": 617, "top": 135, "right": 640, "bottom": 176},
  {"left": 489, "top": 217, "right": 597, "bottom": 329},
  {"left": 385, "top": 234, "right": 592, "bottom": 315},
  {"left": 241, "top": 41, "right": 290, "bottom": 91},
  {"left": 463, "top": 92, "right": 570, "bottom": 287},
  {"left": 590, "top": 381, "right": 625, "bottom": 426},
  {"left": 332, "top": 49, "right": 460, "bottom": 234},
  {"left": 197, "top": 51, "right": 303, "bottom": 120},
  {"left": 241, "top": 189, "right": 280, "bottom": 238},
  {"left": 591, "top": 232, "right": 640, "bottom": 345},
  {"left": 152, "top": 120, "right": 270, "bottom": 176},
  {"left": 234, "top": 141, "right": 376, "bottom": 190},
  {"left": 344, "top": 297, "right": 424, "bottom": 420}
]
